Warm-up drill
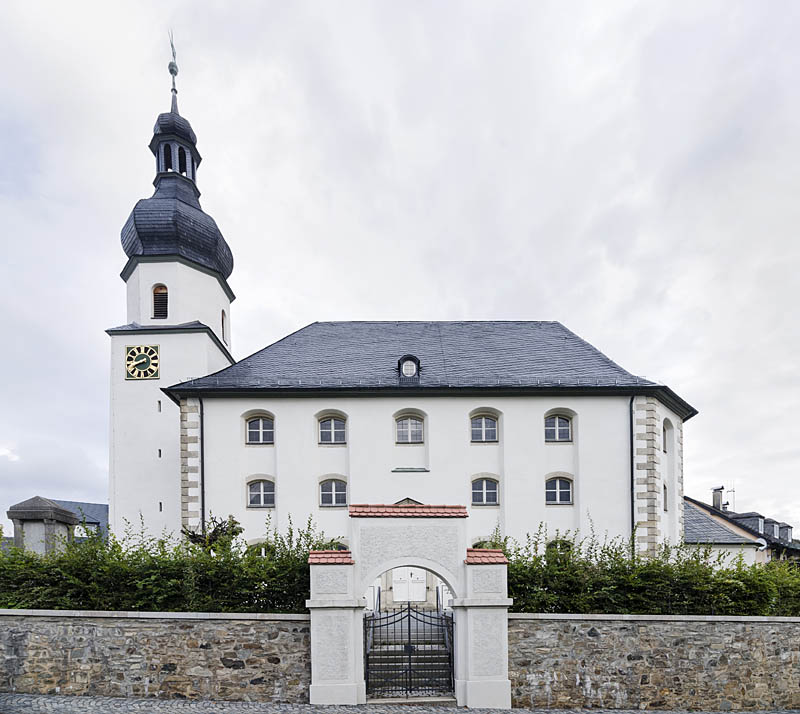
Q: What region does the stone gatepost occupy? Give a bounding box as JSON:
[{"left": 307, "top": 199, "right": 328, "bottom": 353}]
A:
[
  {"left": 306, "top": 550, "right": 366, "bottom": 705},
  {"left": 6, "top": 496, "right": 79, "bottom": 555},
  {"left": 452, "top": 548, "right": 513, "bottom": 709}
]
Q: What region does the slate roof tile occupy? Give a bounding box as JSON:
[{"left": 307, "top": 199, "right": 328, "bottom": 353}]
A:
[
  {"left": 683, "top": 501, "right": 759, "bottom": 545},
  {"left": 167, "top": 322, "right": 694, "bottom": 417}
]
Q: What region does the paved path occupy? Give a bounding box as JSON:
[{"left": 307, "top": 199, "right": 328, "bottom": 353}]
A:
[{"left": 0, "top": 695, "right": 797, "bottom": 714}]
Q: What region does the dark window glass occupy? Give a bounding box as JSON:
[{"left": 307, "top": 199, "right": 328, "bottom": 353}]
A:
[
  {"left": 396, "top": 416, "right": 423, "bottom": 443},
  {"left": 246, "top": 417, "right": 274, "bottom": 444},
  {"left": 545, "top": 415, "right": 572, "bottom": 442},
  {"left": 320, "top": 479, "right": 347, "bottom": 506},
  {"left": 163, "top": 144, "right": 173, "bottom": 171},
  {"left": 545, "top": 477, "right": 572, "bottom": 504},
  {"left": 471, "top": 416, "right": 498, "bottom": 442},
  {"left": 472, "top": 478, "right": 499, "bottom": 505},
  {"left": 178, "top": 146, "right": 187, "bottom": 175},
  {"left": 319, "top": 417, "right": 346, "bottom": 444},
  {"left": 248, "top": 480, "right": 274, "bottom": 507}
]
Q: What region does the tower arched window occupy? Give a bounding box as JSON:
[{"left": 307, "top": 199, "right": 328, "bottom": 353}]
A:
[
  {"left": 221, "top": 310, "right": 227, "bottom": 344},
  {"left": 545, "top": 477, "right": 573, "bottom": 504},
  {"left": 320, "top": 479, "right": 347, "bottom": 507},
  {"left": 248, "top": 479, "right": 275, "bottom": 508},
  {"left": 178, "top": 146, "right": 187, "bottom": 175},
  {"left": 162, "top": 144, "right": 172, "bottom": 172},
  {"left": 152, "top": 285, "right": 168, "bottom": 319}
]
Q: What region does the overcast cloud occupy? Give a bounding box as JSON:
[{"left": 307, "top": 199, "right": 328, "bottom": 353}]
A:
[{"left": 1, "top": 1, "right": 799, "bottom": 535}]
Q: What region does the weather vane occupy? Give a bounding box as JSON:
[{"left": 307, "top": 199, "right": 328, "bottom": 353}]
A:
[{"left": 168, "top": 30, "right": 179, "bottom": 91}]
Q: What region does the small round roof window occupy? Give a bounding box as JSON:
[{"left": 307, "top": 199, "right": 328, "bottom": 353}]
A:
[{"left": 401, "top": 359, "right": 418, "bottom": 377}]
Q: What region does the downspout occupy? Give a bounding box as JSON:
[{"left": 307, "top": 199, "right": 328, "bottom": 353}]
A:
[
  {"left": 629, "top": 395, "right": 635, "bottom": 539},
  {"left": 200, "top": 397, "right": 206, "bottom": 533}
]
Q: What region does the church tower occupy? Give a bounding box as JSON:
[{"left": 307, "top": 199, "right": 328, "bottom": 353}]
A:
[{"left": 108, "top": 50, "right": 235, "bottom": 537}]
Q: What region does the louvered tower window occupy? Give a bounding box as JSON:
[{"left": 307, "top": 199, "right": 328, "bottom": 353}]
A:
[
  {"left": 163, "top": 144, "right": 172, "bottom": 171},
  {"left": 153, "top": 285, "right": 168, "bottom": 319},
  {"left": 178, "top": 147, "right": 187, "bottom": 175}
]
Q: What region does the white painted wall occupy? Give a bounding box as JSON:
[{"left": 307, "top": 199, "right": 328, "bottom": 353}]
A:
[
  {"left": 194, "top": 394, "right": 682, "bottom": 550},
  {"left": 108, "top": 330, "right": 232, "bottom": 537},
  {"left": 125, "top": 261, "right": 232, "bottom": 348}
]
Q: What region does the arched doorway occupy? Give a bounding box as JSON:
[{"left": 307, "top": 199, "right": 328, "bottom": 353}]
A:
[{"left": 363, "top": 565, "right": 455, "bottom": 699}]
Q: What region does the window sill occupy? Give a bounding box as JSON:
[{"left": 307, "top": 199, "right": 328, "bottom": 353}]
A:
[
  {"left": 544, "top": 440, "right": 573, "bottom": 445},
  {"left": 318, "top": 443, "right": 347, "bottom": 448},
  {"left": 391, "top": 467, "right": 430, "bottom": 473},
  {"left": 319, "top": 505, "right": 349, "bottom": 510},
  {"left": 395, "top": 442, "right": 425, "bottom": 446},
  {"left": 470, "top": 440, "right": 499, "bottom": 445},
  {"left": 471, "top": 503, "right": 500, "bottom": 507},
  {"left": 247, "top": 505, "right": 275, "bottom": 509},
  {"left": 245, "top": 443, "right": 275, "bottom": 447},
  {"left": 545, "top": 502, "right": 574, "bottom": 506}
]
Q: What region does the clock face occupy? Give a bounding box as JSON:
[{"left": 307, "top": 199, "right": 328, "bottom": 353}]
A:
[{"left": 125, "top": 345, "right": 160, "bottom": 380}]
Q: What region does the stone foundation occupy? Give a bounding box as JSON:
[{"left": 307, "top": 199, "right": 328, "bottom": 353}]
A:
[
  {"left": 509, "top": 613, "right": 800, "bottom": 710},
  {"left": 0, "top": 610, "right": 310, "bottom": 702}
]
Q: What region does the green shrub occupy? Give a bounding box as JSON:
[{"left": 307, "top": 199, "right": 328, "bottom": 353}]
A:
[
  {"left": 480, "top": 525, "right": 800, "bottom": 616},
  {"left": 0, "top": 515, "right": 339, "bottom": 613}
]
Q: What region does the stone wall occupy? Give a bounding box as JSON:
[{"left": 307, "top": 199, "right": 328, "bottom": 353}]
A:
[
  {"left": 509, "top": 613, "right": 800, "bottom": 710},
  {"left": 0, "top": 610, "right": 310, "bottom": 702}
]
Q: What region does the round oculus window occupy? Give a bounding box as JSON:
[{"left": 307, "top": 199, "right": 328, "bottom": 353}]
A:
[{"left": 401, "top": 360, "right": 418, "bottom": 377}]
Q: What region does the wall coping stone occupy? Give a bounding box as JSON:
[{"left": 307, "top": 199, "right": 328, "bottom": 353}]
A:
[
  {"left": 508, "top": 611, "right": 800, "bottom": 623},
  {"left": 0, "top": 608, "right": 309, "bottom": 621}
]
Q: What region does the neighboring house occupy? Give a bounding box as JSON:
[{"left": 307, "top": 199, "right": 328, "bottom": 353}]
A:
[
  {"left": 685, "top": 490, "right": 800, "bottom": 562},
  {"left": 3, "top": 497, "right": 109, "bottom": 554},
  {"left": 683, "top": 498, "right": 764, "bottom": 564},
  {"left": 107, "top": 71, "right": 697, "bottom": 602}
]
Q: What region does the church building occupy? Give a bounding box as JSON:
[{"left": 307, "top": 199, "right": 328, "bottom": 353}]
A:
[{"left": 108, "top": 68, "right": 697, "bottom": 576}]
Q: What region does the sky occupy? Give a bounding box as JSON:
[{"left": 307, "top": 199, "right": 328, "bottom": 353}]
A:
[{"left": 1, "top": 0, "right": 799, "bottom": 536}]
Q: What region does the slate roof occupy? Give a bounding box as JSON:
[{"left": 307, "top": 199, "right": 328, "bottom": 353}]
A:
[
  {"left": 153, "top": 111, "right": 197, "bottom": 145},
  {"left": 52, "top": 500, "right": 109, "bottom": 536},
  {"left": 683, "top": 501, "right": 759, "bottom": 545},
  {"left": 167, "top": 321, "right": 696, "bottom": 418},
  {"left": 465, "top": 548, "right": 508, "bottom": 564},
  {"left": 121, "top": 173, "right": 233, "bottom": 280},
  {"left": 349, "top": 504, "right": 469, "bottom": 518}
]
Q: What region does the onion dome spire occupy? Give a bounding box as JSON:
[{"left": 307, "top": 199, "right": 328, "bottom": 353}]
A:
[{"left": 119, "top": 36, "right": 234, "bottom": 281}]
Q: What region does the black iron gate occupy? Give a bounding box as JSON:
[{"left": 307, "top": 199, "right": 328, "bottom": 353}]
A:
[{"left": 364, "top": 603, "right": 454, "bottom": 698}]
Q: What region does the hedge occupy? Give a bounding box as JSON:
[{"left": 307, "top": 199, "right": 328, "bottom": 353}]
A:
[{"left": 2, "top": 519, "right": 799, "bottom": 615}]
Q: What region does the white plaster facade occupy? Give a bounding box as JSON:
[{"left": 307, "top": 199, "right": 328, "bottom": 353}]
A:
[
  {"left": 172, "top": 394, "right": 685, "bottom": 553},
  {"left": 108, "top": 259, "right": 233, "bottom": 537}
]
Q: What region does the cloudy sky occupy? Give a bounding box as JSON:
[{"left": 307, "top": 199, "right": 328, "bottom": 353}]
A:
[{"left": 1, "top": 1, "right": 799, "bottom": 535}]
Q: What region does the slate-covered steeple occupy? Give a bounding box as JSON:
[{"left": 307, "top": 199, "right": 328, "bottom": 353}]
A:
[{"left": 120, "top": 46, "right": 233, "bottom": 280}]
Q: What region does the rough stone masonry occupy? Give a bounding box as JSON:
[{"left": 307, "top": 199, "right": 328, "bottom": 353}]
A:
[
  {"left": 3, "top": 610, "right": 800, "bottom": 709},
  {"left": 508, "top": 613, "right": 800, "bottom": 710},
  {"left": 0, "top": 611, "right": 310, "bottom": 703}
]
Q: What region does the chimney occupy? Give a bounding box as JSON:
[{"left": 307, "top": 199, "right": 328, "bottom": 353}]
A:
[{"left": 712, "top": 486, "right": 724, "bottom": 511}]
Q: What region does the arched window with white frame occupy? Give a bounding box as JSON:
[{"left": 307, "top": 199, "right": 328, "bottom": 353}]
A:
[
  {"left": 545, "top": 476, "right": 573, "bottom": 504},
  {"left": 246, "top": 415, "right": 274, "bottom": 444},
  {"left": 320, "top": 478, "right": 347, "bottom": 507},
  {"left": 544, "top": 414, "right": 572, "bottom": 442},
  {"left": 319, "top": 416, "right": 346, "bottom": 444},
  {"left": 396, "top": 414, "right": 424, "bottom": 443},
  {"left": 248, "top": 479, "right": 275, "bottom": 508},
  {"left": 472, "top": 477, "right": 499, "bottom": 505},
  {"left": 471, "top": 414, "right": 498, "bottom": 442}
]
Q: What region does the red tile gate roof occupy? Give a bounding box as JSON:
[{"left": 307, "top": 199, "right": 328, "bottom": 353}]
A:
[{"left": 348, "top": 504, "right": 468, "bottom": 518}]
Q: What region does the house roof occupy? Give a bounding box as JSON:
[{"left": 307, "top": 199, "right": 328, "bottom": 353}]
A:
[
  {"left": 166, "top": 321, "right": 696, "bottom": 418},
  {"left": 52, "top": 500, "right": 109, "bottom": 536},
  {"left": 683, "top": 501, "right": 759, "bottom": 546},
  {"left": 684, "top": 496, "right": 800, "bottom": 553},
  {"left": 349, "top": 504, "right": 469, "bottom": 518}
]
